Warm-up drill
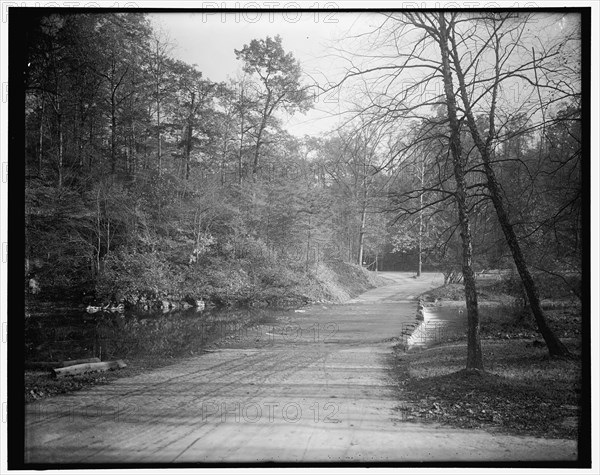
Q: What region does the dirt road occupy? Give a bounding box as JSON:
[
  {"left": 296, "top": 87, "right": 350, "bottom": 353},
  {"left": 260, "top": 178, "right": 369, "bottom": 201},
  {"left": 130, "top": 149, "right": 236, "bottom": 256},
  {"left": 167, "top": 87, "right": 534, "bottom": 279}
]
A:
[{"left": 24, "top": 272, "right": 577, "bottom": 463}]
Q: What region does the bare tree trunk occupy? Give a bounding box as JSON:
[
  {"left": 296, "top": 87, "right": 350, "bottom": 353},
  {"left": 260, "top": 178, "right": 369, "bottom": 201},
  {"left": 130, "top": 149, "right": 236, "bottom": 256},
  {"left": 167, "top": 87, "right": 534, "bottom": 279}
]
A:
[
  {"left": 57, "top": 109, "right": 63, "bottom": 188},
  {"left": 88, "top": 119, "right": 94, "bottom": 170},
  {"left": 347, "top": 232, "right": 352, "bottom": 262},
  {"left": 483, "top": 162, "right": 569, "bottom": 357},
  {"left": 184, "top": 91, "right": 195, "bottom": 180},
  {"left": 448, "top": 22, "right": 571, "bottom": 358},
  {"left": 96, "top": 188, "right": 102, "bottom": 276},
  {"left": 111, "top": 99, "right": 117, "bottom": 173},
  {"left": 417, "top": 164, "right": 424, "bottom": 277},
  {"left": 77, "top": 112, "right": 84, "bottom": 169},
  {"left": 438, "top": 13, "right": 483, "bottom": 371},
  {"left": 184, "top": 124, "right": 192, "bottom": 180},
  {"left": 306, "top": 215, "right": 311, "bottom": 271},
  {"left": 221, "top": 133, "right": 228, "bottom": 186},
  {"left": 155, "top": 40, "right": 162, "bottom": 176},
  {"left": 50, "top": 48, "right": 63, "bottom": 188},
  {"left": 106, "top": 218, "right": 111, "bottom": 258},
  {"left": 238, "top": 131, "right": 244, "bottom": 184},
  {"left": 221, "top": 113, "right": 232, "bottom": 186},
  {"left": 38, "top": 97, "right": 44, "bottom": 176},
  {"left": 252, "top": 89, "right": 272, "bottom": 181},
  {"left": 357, "top": 199, "right": 367, "bottom": 266},
  {"left": 253, "top": 118, "right": 267, "bottom": 181},
  {"left": 128, "top": 71, "right": 137, "bottom": 178},
  {"left": 238, "top": 98, "right": 245, "bottom": 185},
  {"left": 417, "top": 227, "right": 422, "bottom": 277},
  {"left": 157, "top": 97, "right": 162, "bottom": 175}
]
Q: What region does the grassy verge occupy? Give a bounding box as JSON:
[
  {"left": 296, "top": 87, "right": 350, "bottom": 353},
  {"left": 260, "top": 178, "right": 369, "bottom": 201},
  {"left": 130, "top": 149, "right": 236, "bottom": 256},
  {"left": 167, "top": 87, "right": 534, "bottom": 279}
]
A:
[
  {"left": 390, "top": 338, "right": 581, "bottom": 439},
  {"left": 391, "top": 280, "right": 582, "bottom": 440}
]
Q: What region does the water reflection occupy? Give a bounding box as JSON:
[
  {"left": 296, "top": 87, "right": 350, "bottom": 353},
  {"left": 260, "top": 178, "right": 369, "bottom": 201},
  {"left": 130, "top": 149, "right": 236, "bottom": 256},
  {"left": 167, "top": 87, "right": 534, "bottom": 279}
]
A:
[{"left": 25, "top": 305, "right": 283, "bottom": 363}]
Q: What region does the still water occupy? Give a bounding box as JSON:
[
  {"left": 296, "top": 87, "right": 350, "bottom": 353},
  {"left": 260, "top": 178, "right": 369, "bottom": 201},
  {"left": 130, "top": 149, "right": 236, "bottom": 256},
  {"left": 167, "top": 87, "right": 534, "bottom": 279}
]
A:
[{"left": 24, "top": 305, "right": 286, "bottom": 364}]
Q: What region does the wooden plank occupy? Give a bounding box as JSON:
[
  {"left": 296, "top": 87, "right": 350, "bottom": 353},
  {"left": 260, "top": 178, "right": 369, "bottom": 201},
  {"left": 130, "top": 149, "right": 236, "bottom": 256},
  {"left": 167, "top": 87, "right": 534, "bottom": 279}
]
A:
[
  {"left": 60, "top": 357, "right": 101, "bottom": 368},
  {"left": 53, "top": 360, "right": 127, "bottom": 378},
  {"left": 25, "top": 357, "right": 101, "bottom": 370}
]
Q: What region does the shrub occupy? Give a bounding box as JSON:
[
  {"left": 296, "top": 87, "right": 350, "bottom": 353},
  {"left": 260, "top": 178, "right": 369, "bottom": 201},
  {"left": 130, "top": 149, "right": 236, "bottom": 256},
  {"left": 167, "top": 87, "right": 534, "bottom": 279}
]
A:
[{"left": 96, "top": 248, "right": 175, "bottom": 303}]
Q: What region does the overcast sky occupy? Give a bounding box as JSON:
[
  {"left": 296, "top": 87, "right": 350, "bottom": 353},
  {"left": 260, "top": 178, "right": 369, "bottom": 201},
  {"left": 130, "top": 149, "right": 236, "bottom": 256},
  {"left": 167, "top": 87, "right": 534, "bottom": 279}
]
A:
[
  {"left": 148, "top": 11, "right": 580, "bottom": 138},
  {"left": 149, "top": 11, "right": 380, "bottom": 137}
]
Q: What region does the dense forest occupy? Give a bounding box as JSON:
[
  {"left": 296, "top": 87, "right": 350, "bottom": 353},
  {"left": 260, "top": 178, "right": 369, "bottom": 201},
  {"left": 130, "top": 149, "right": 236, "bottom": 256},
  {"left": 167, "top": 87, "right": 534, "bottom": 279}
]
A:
[
  {"left": 20, "top": 11, "right": 583, "bottom": 356},
  {"left": 20, "top": 12, "right": 388, "bottom": 308}
]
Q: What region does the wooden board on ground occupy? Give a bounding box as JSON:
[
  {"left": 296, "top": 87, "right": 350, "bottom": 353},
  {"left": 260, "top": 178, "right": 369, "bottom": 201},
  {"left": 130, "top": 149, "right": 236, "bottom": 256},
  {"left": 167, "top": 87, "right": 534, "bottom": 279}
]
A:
[
  {"left": 53, "top": 360, "right": 127, "bottom": 378},
  {"left": 26, "top": 357, "right": 101, "bottom": 370}
]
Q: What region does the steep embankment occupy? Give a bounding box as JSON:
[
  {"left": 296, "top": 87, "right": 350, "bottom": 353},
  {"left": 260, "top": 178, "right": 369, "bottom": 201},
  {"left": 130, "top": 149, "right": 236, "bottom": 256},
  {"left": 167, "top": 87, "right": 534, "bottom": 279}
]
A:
[
  {"left": 253, "top": 260, "right": 388, "bottom": 308},
  {"left": 27, "top": 258, "right": 386, "bottom": 311},
  {"left": 307, "top": 261, "right": 389, "bottom": 303}
]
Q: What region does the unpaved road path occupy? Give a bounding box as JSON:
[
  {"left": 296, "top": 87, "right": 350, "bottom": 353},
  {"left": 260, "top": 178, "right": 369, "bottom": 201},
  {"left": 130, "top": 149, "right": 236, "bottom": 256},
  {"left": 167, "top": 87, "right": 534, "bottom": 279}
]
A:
[{"left": 25, "top": 272, "right": 577, "bottom": 463}]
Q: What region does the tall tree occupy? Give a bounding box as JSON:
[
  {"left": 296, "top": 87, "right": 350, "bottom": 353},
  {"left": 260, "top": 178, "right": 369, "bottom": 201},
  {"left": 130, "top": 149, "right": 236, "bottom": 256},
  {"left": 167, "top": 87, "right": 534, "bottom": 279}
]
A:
[
  {"left": 170, "top": 61, "right": 218, "bottom": 180},
  {"left": 433, "top": 12, "right": 484, "bottom": 370},
  {"left": 235, "top": 35, "right": 312, "bottom": 180},
  {"left": 148, "top": 31, "right": 174, "bottom": 175},
  {"left": 444, "top": 12, "right": 576, "bottom": 356}
]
